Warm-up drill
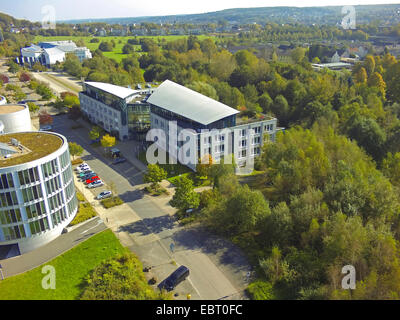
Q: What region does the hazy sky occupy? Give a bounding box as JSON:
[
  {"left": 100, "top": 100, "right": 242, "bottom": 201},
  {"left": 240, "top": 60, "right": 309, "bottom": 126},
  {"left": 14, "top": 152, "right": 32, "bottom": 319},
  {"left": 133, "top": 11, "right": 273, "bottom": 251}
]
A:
[{"left": 1, "top": 0, "right": 399, "bottom": 21}]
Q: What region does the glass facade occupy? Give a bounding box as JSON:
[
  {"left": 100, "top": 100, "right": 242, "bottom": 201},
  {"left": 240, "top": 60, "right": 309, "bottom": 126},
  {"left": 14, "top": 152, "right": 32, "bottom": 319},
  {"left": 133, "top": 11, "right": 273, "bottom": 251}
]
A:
[
  {"left": 127, "top": 103, "right": 151, "bottom": 140},
  {"left": 0, "top": 147, "right": 78, "bottom": 244}
]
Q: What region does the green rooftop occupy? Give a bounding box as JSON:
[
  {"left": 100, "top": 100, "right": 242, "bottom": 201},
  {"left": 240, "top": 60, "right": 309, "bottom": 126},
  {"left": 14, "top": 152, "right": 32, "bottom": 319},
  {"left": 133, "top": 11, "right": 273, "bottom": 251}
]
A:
[{"left": 0, "top": 132, "right": 63, "bottom": 168}]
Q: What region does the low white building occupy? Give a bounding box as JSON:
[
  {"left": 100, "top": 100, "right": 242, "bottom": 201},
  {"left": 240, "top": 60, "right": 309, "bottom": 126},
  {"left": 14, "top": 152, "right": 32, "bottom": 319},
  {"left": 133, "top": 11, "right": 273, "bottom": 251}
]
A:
[
  {"left": 0, "top": 104, "right": 32, "bottom": 134},
  {"left": 20, "top": 41, "right": 92, "bottom": 68}
]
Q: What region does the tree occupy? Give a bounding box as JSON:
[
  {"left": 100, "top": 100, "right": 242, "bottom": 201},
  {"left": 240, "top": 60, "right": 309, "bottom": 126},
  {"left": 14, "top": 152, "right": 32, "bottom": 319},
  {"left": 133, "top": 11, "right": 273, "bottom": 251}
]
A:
[
  {"left": 143, "top": 164, "right": 167, "bottom": 188},
  {"left": 196, "top": 154, "right": 214, "bottom": 178},
  {"left": 68, "top": 142, "right": 84, "bottom": 160},
  {"left": 354, "top": 67, "right": 368, "bottom": 84},
  {"left": 101, "top": 134, "right": 116, "bottom": 154},
  {"left": 122, "top": 43, "right": 135, "bottom": 54},
  {"left": 39, "top": 111, "right": 53, "bottom": 125},
  {"left": 291, "top": 47, "right": 307, "bottom": 64},
  {"left": 7, "top": 61, "right": 20, "bottom": 74},
  {"left": 18, "top": 71, "right": 31, "bottom": 82},
  {"left": 89, "top": 126, "right": 102, "bottom": 141},
  {"left": 170, "top": 176, "right": 200, "bottom": 211},
  {"left": 63, "top": 54, "right": 82, "bottom": 77},
  {"left": 63, "top": 94, "right": 80, "bottom": 108},
  {"left": 367, "top": 72, "right": 386, "bottom": 98},
  {"left": 27, "top": 102, "right": 39, "bottom": 113}
]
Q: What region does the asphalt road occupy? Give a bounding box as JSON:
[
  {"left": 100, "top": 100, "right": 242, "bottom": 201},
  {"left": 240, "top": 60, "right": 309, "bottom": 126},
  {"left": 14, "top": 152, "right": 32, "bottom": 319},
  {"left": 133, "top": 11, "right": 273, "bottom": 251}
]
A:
[{"left": 0, "top": 217, "right": 106, "bottom": 278}]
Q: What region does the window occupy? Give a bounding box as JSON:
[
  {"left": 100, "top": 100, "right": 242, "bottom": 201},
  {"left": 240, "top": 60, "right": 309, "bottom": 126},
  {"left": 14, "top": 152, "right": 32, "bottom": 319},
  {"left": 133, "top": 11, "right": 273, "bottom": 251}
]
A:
[
  {"left": 241, "top": 140, "right": 247, "bottom": 147},
  {"left": 0, "top": 191, "right": 18, "bottom": 208},
  {"left": 254, "top": 126, "right": 261, "bottom": 134},
  {"left": 3, "top": 225, "right": 26, "bottom": 240},
  {"left": 0, "top": 208, "right": 22, "bottom": 224},
  {"left": 18, "top": 167, "right": 40, "bottom": 186},
  {"left": 29, "top": 217, "right": 50, "bottom": 235},
  {"left": 26, "top": 201, "right": 46, "bottom": 219},
  {"left": 42, "top": 159, "right": 59, "bottom": 178},
  {"left": 0, "top": 173, "right": 14, "bottom": 189},
  {"left": 22, "top": 185, "right": 43, "bottom": 203}
]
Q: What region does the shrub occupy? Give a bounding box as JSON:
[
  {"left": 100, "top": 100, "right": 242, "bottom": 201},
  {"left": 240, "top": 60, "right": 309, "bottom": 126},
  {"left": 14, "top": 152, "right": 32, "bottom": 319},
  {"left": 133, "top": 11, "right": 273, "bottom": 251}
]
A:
[
  {"left": 90, "top": 38, "right": 100, "bottom": 43},
  {"left": 69, "top": 202, "right": 97, "bottom": 226},
  {"left": 80, "top": 253, "right": 173, "bottom": 300},
  {"left": 27, "top": 102, "right": 40, "bottom": 113},
  {"left": 101, "top": 196, "right": 124, "bottom": 209},
  {"left": 19, "top": 72, "right": 31, "bottom": 82},
  {"left": 246, "top": 281, "right": 275, "bottom": 300},
  {"left": 0, "top": 74, "right": 9, "bottom": 84}
]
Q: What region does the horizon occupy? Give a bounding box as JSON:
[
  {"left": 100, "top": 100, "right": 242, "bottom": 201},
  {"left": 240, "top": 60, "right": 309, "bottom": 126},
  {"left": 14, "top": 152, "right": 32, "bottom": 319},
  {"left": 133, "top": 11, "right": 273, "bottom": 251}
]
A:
[{"left": 1, "top": 0, "right": 399, "bottom": 22}]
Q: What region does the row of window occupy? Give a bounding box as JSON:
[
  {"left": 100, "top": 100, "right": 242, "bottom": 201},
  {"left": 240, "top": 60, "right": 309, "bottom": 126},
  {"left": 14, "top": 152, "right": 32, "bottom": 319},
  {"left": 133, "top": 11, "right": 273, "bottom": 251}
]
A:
[
  {"left": 45, "top": 175, "right": 62, "bottom": 195},
  {"left": 0, "top": 208, "right": 22, "bottom": 225},
  {"left": 21, "top": 185, "right": 43, "bottom": 203},
  {"left": 3, "top": 225, "right": 26, "bottom": 241},
  {"left": 51, "top": 207, "right": 69, "bottom": 227},
  {"left": 18, "top": 167, "right": 40, "bottom": 186},
  {"left": 0, "top": 191, "right": 18, "bottom": 208},
  {"left": 26, "top": 201, "right": 46, "bottom": 220},
  {"left": 48, "top": 192, "right": 64, "bottom": 212},
  {"left": 29, "top": 217, "right": 50, "bottom": 235},
  {"left": 42, "top": 159, "right": 59, "bottom": 178}
]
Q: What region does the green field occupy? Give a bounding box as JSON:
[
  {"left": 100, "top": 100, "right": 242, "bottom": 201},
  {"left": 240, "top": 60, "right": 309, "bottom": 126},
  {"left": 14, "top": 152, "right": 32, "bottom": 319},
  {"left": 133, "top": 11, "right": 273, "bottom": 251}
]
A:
[
  {"left": 33, "top": 35, "right": 216, "bottom": 63},
  {"left": 0, "top": 230, "right": 127, "bottom": 300}
]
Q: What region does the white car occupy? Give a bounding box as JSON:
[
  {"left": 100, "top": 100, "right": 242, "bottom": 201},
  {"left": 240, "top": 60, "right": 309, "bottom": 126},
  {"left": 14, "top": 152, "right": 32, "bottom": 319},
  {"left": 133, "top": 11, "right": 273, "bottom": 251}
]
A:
[
  {"left": 76, "top": 166, "right": 90, "bottom": 173},
  {"left": 77, "top": 163, "right": 88, "bottom": 168},
  {"left": 88, "top": 180, "right": 104, "bottom": 189}
]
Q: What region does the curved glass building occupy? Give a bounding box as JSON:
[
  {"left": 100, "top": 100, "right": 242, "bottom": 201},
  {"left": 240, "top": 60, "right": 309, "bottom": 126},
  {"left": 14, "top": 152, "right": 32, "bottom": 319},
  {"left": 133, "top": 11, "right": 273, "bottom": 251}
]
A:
[{"left": 0, "top": 131, "right": 78, "bottom": 256}]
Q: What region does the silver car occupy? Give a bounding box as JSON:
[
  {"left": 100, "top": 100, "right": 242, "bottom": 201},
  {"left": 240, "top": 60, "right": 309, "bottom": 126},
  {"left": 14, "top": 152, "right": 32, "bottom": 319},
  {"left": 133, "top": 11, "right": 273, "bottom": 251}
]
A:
[
  {"left": 88, "top": 180, "right": 104, "bottom": 189},
  {"left": 96, "top": 191, "right": 112, "bottom": 200}
]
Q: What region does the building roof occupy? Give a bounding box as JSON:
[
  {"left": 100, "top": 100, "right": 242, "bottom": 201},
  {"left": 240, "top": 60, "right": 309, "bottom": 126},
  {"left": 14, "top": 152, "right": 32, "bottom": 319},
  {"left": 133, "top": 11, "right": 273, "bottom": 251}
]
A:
[
  {"left": 85, "top": 82, "right": 137, "bottom": 100},
  {"left": 0, "top": 104, "right": 26, "bottom": 114},
  {"left": 43, "top": 47, "right": 65, "bottom": 56},
  {"left": 0, "top": 132, "right": 64, "bottom": 168},
  {"left": 147, "top": 80, "right": 239, "bottom": 126},
  {"left": 21, "top": 44, "right": 43, "bottom": 53}
]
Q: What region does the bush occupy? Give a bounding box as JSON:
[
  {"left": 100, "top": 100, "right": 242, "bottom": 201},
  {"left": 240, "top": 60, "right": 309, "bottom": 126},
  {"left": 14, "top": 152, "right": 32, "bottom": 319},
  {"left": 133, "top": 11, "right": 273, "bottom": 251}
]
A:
[
  {"left": 90, "top": 38, "right": 100, "bottom": 43},
  {"left": 19, "top": 72, "right": 31, "bottom": 82},
  {"left": 246, "top": 281, "right": 275, "bottom": 300},
  {"left": 69, "top": 202, "right": 97, "bottom": 226},
  {"left": 80, "top": 253, "right": 173, "bottom": 300},
  {"left": 27, "top": 102, "right": 40, "bottom": 113},
  {"left": 76, "top": 190, "right": 86, "bottom": 202},
  {"left": 0, "top": 74, "right": 9, "bottom": 84},
  {"left": 101, "top": 196, "right": 124, "bottom": 209}
]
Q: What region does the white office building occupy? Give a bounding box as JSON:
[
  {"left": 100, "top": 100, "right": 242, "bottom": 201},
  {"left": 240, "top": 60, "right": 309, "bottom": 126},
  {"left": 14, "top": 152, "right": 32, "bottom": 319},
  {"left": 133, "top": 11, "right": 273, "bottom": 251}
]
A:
[
  {"left": 0, "top": 132, "right": 78, "bottom": 258},
  {"left": 20, "top": 41, "right": 92, "bottom": 68},
  {"left": 0, "top": 104, "right": 32, "bottom": 134}
]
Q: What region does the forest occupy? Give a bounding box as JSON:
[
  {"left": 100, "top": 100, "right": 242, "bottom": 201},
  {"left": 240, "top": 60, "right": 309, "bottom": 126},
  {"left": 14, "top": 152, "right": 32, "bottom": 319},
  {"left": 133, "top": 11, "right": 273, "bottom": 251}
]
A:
[{"left": 2, "top": 25, "right": 400, "bottom": 299}]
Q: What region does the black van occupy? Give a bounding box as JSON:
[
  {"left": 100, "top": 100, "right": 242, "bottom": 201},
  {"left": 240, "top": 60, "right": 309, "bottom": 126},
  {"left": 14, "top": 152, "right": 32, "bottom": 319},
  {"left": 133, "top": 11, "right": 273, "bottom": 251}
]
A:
[{"left": 158, "top": 266, "right": 190, "bottom": 291}]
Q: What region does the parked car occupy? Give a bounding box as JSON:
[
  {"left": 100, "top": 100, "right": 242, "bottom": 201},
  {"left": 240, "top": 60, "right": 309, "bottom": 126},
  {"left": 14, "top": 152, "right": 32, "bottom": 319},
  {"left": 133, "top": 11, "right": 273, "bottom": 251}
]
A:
[
  {"left": 96, "top": 191, "right": 112, "bottom": 200},
  {"left": 80, "top": 173, "right": 97, "bottom": 181},
  {"left": 88, "top": 180, "right": 104, "bottom": 189},
  {"left": 113, "top": 157, "right": 127, "bottom": 165},
  {"left": 77, "top": 163, "right": 88, "bottom": 168},
  {"left": 85, "top": 176, "right": 100, "bottom": 185},
  {"left": 39, "top": 125, "right": 53, "bottom": 132},
  {"left": 78, "top": 170, "right": 94, "bottom": 178},
  {"left": 158, "top": 266, "right": 190, "bottom": 292},
  {"left": 76, "top": 166, "right": 90, "bottom": 173}
]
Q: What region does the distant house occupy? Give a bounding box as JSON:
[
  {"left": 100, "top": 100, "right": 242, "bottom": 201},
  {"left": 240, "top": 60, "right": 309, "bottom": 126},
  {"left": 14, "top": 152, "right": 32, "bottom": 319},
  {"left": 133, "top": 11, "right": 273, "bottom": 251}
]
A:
[
  {"left": 331, "top": 51, "right": 341, "bottom": 63},
  {"left": 20, "top": 40, "right": 92, "bottom": 68}
]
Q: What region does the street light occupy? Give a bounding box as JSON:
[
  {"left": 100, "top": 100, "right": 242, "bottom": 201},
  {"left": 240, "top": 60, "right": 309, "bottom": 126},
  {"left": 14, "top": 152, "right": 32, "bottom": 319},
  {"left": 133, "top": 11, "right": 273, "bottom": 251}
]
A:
[{"left": 0, "top": 264, "right": 4, "bottom": 280}]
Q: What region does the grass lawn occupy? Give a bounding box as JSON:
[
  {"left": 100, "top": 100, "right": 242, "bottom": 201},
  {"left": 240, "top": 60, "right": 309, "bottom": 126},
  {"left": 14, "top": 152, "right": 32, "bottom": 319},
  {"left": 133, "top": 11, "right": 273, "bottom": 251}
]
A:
[{"left": 0, "top": 230, "right": 127, "bottom": 300}]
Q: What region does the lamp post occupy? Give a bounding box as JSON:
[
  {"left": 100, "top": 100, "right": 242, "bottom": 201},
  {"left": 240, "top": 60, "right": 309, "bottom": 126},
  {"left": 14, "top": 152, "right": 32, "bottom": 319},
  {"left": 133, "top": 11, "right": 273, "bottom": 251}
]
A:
[{"left": 0, "top": 264, "right": 4, "bottom": 280}]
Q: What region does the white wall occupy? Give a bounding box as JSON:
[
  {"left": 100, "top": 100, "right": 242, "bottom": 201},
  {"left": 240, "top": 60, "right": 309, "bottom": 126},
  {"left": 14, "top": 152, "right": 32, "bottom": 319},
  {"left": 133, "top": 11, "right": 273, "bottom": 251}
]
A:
[{"left": 0, "top": 105, "right": 32, "bottom": 133}]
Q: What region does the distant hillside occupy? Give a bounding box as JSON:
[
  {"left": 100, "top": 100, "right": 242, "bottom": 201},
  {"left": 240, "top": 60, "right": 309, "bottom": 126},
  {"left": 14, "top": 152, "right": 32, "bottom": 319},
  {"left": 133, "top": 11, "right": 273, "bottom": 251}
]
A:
[{"left": 61, "top": 4, "right": 400, "bottom": 26}]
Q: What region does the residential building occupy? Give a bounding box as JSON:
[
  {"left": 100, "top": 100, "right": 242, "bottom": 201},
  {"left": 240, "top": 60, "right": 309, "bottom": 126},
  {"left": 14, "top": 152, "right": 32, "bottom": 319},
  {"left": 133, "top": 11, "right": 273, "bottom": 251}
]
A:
[
  {"left": 79, "top": 82, "right": 154, "bottom": 141},
  {"left": 0, "top": 132, "right": 78, "bottom": 258}
]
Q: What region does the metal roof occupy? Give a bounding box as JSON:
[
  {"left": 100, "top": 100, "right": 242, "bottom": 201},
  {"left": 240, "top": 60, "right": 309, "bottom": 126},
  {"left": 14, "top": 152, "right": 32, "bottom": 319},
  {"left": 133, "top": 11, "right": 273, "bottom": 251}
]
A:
[
  {"left": 147, "top": 80, "right": 239, "bottom": 126},
  {"left": 85, "top": 82, "right": 137, "bottom": 100}
]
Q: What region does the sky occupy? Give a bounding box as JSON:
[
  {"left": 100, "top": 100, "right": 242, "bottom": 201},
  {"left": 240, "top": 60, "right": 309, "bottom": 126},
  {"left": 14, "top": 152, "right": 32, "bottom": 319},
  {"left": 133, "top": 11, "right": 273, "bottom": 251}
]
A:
[{"left": 1, "top": 0, "right": 399, "bottom": 21}]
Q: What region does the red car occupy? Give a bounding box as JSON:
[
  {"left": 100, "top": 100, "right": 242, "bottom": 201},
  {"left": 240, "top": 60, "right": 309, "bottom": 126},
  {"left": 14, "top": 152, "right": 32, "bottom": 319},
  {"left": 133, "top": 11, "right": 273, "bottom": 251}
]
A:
[{"left": 85, "top": 176, "right": 100, "bottom": 185}]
